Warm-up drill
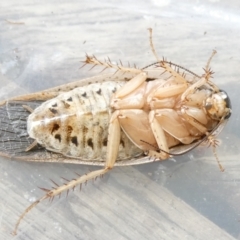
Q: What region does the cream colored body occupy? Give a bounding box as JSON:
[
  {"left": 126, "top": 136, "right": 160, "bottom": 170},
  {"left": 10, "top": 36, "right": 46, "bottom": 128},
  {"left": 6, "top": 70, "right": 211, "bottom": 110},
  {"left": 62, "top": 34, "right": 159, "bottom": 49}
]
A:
[
  {"left": 10, "top": 56, "right": 230, "bottom": 235},
  {"left": 27, "top": 75, "right": 215, "bottom": 162},
  {"left": 27, "top": 69, "right": 219, "bottom": 163},
  {"left": 0, "top": 53, "right": 231, "bottom": 235},
  {"left": 0, "top": 30, "right": 231, "bottom": 235}
]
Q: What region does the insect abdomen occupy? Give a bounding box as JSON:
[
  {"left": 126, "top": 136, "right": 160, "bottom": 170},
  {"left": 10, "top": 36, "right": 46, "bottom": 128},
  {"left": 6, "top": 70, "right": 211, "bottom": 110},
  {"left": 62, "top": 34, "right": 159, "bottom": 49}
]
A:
[{"left": 27, "top": 81, "right": 143, "bottom": 161}]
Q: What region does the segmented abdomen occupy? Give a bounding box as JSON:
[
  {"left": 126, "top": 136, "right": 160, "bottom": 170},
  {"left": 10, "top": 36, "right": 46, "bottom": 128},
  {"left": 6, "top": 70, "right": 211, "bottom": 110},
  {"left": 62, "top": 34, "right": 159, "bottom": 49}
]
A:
[{"left": 27, "top": 81, "right": 143, "bottom": 161}]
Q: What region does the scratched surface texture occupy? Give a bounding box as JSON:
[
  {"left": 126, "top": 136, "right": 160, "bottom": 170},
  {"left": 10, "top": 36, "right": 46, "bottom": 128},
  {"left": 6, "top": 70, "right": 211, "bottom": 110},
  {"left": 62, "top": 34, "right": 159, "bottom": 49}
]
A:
[{"left": 0, "top": 1, "right": 240, "bottom": 240}]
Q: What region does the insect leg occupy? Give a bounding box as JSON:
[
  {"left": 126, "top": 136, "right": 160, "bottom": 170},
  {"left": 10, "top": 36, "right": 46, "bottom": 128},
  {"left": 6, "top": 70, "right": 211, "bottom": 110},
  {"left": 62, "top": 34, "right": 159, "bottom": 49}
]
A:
[
  {"left": 204, "top": 50, "right": 220, "bottom": 92},
  {"left": 113, "top": 72, "right": 147, "bottom": 99},
  {"left": 150, "top": 109, "right": 200, "bottom": 143},
  {"left": 148, "top": 109, "right": 201, "bottom": 160},
  {"left": 206, "top": 135, "right": 224, "bottom": 172},
  {"left": 12, "top": 168, "right": 110, "bottom": 235},
  {"left": 148, "top": 28, "right": 188, "bottom": 85},
  {"left": 117, "top": 109, "right": 158, "bottom": 151},
  {"left": 180, "top": 111, "right": 208, "bottom": 134},
  {"left": 84, "top": 54, "right": 142, "bottom": 74},
  {"left": 105, "top": 111, "right": 121, "bottom": 167},
  {"left": 148, "top": 110, "right": 170, "bottom": 160},
  {"left": 205, "top": 50, "right": 217, "bottom": 74},
  {"left": 148, "top": 28, "right": 161, "bottom": 63},
  {"left": 180, "top": 77, "right": 207, "bottom": 102},
  {"left": 111, "top": 73, "right": 147, "bottom": 109},
  {"left": 13, "top": 112, "right": 121, "bottom": 235},
  {"left": 181, "top": 110, "right": 224, "bottom": 171},
  {"left": 181, "top": 50, "right": 218, "bottom": 100},
  {"left": 147, "top": 81, "right": 188, "bottom": 101}
]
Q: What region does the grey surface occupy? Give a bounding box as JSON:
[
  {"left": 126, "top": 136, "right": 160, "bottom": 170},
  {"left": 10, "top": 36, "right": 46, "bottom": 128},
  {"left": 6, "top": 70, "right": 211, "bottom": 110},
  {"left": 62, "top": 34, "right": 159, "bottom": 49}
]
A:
[{"left": 0, "top": 1, "right": 240, "bottom": 240}]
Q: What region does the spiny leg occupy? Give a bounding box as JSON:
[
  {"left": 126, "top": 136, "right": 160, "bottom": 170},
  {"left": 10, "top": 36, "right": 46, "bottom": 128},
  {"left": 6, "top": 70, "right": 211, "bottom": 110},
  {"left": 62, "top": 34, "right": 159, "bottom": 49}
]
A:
[
  {"left": 149, "top": 109, "right": 224, "bottom": 171},
  {"left": 148, "top": 29, "right": 217, "bottom": 93},
  {"left": 12, "top": 168, "right": 110, "bottom": 235},
  {"left": 182, "top": 50, "right": 218, "bottom": 99},
  {"left": 181, "top": 50, "right": 218, "bottom": 103},
  {"left": 205, "top": 116, "right": 228, "bottom": 172},
  {"left": 148, "top": 28, "right": 188, "bottom": 85},
  {"left": 203, "top": 50, "right": 219, "bottom": 92},
  {"left": 148, "top": 28, "right": 161, "bottom": 63},
  {"left": 181, "top": 110, "right": 224, "bottom": 171},
  {"left": 181, "top": 111, "right": 208, "bottom": 134},
  {"left": 205, "top": 50, "right": 217, "bottom": 74},
  {"left": 149, "top": 29, "right": 223, "bottom": 169},
  {"left": 148, "top": 111, "right": 170, "bottom": 160},
  {"left": 206, "top": 133, "right": 224, "bottom": 172},
  {"left": 180, "top": 77, "right": 207, "bottom": 102},
  {"left": 13, "top": 112, "right": 121, "bottom": 235},
  {"left": 83, "top": 52, "right": 148, "bottom": 99},
  {"left": 83, "top": 54, "right": 142, "bottom": 74}
]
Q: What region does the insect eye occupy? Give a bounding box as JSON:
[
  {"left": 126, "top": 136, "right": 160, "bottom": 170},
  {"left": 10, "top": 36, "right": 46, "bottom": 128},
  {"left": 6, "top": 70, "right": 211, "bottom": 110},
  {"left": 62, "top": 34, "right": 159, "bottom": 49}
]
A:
[{"left": 219, "top": 90, "right": 232, "bottom": 119}]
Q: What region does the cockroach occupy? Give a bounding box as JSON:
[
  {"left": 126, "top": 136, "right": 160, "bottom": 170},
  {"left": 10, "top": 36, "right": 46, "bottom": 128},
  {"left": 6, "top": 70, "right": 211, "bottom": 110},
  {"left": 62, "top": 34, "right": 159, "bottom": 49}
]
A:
[{"left": 0, "top": 29, "right": 231, "bottom": 235}]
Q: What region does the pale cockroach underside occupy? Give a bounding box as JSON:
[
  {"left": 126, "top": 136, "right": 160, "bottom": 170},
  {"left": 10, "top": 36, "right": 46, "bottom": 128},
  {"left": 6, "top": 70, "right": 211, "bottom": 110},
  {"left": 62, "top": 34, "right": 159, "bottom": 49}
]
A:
[{"left": 0, "top": 28, "right": 232, "bottom": 235}]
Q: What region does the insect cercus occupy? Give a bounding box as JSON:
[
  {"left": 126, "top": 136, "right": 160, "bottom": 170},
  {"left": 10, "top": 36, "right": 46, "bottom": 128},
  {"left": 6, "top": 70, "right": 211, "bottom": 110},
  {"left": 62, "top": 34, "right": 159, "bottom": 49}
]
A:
[{"left": 0, "top": 29, "right": 231, "bottom": 235}]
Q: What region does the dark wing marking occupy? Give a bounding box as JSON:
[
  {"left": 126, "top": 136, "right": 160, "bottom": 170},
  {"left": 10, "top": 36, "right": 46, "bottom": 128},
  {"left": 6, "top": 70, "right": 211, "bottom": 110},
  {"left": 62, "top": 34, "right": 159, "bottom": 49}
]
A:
[{"left": 0, "top": 100, "right": 44, "bottom": 158}]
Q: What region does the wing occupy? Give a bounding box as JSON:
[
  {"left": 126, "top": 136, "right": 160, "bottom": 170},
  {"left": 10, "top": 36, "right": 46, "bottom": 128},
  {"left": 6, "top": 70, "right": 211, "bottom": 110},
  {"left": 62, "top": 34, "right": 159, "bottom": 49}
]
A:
[{"left": 0, "top": 73, "right": 133, "bottom": 106}]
